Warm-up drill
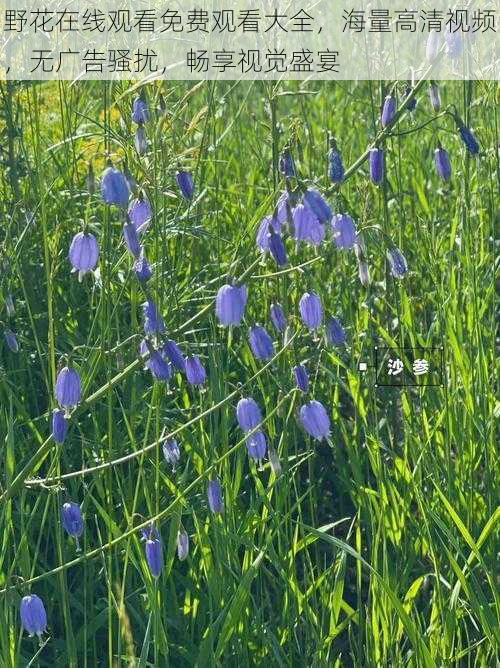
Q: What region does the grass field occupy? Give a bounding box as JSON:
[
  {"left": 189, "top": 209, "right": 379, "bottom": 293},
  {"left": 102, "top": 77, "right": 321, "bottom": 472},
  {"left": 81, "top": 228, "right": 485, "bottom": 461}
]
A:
[{"left": 0, "top": 79, "right": 498, "bottom": 667}]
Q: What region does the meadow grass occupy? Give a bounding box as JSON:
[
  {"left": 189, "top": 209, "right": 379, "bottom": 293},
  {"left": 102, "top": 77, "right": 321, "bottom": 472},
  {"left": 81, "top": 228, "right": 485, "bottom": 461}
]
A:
[{"left": 0, "top": 79, "right": 498, "bottom": 667}]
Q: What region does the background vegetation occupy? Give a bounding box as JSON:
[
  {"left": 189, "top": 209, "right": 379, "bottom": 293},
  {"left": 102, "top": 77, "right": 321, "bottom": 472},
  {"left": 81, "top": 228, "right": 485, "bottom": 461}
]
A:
[{"left": 0, "top": 79, "right": 497, "bottom": 666}]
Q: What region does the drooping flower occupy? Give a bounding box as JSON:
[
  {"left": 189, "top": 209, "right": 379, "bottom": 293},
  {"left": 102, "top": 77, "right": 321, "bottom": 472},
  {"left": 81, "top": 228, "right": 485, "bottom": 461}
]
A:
[
  {"left": 128, "top": 196, "right": 153, "bottom": 233},
  {"left": 52, "top": 409, "right": 68, "bottom": 444},
  {"left": 61, "top": 501, "right": 84, "bottom": 545},
  {"left": 292, "top": 204, "right": 325, "bottom": 246},
  {"left": 20, "top": 594, "right": 47, "bottom": 638},
  {"left": 328, "top": 146, "right": 345, "bottom": 184},
  {"left": 268, "top": 231, "right": 288, "bottom": 266},
  {"left": 236, "top": 397, "right": 263, "bottom": 432},
  {"left": 249, "top": 325, "right": 274, "bottom": 361},
  {"left": 132, "top": 95, "right": 150, "bottom": 124},
  {"left": 381, "top": 95, "right": 396, "bottom": 127},
  {"left": 404, "top": 84, "right": 417, "bottom": 112},
  {"left": 299, "top": 400, "right": 331, "bottom": 441},
  {"left": 177, "top": 529, "right": 189, "bottom": 561},
  {"left": 215, "top": 284, "right": 248, "bottom": 327},
  {"left": 302, "top": 188, "right": 332, "bottom": 223},
  {"left": 435, "top": 146, "right": 452, "bottom": 181},
  {"left": 429, "top": 82, "right": 441, "bottom": 112},
  {"left": 162, "top": 439, "right": 180, "bottom": 468},
  {"left": 331, "top": 214, "right": 357, "bottom": 249},
  {"left": 139, "top": 340, "right": 172, "bottom": 381},
  {"left": 176, "top": 170, "right": 194, "bottom": 200},
  {"left": 246, "top": 430, "right": 267, "bottom": 463},
  {"left": 207, "top": 478, "right": 224, "bottom": 513},
  {"left": 458, "top": 123, "right": 480, "bottom": 155},
  {"left": 5, "top": 293, "right": 15, "bottom": 317},
  {"left": 358, "top": 261, "right": 371, "bottom": 287},
  {"left": 163, "top": 339, "right": 186, "bottom": 372},
  {"left": 426, "top": 30, "right": 441, "bottom": 61},
  {"left": 293, "top": 364, "right": 309, "bottom": 392},
  {"left": 101, "top": 165, "right": 130, "bottom": 208},
  {"left": 445, "top": 29, "right": 463, "bottom": 59},
  {"left": 142, "top": 299, "right": 165, "bottom": 335},
  {"left": 326, "top": 317, "right": 346, "bottom": 346},
  {"left": 69, "top": 231, "right": 99, "bottom": 279},
  {"left": 185, "top": 355, "right": 207, "bottom": 386},
  {"left": 55, "top": 366, "right": 81, "bottom": 411},
  {"left": 273, "top": 191, "right": 294, "bottom": 227},
  {"left": 123, "top": 222, "right": 141, "bottom": 258},
  {"left": 142, "top": 525, "right": 163, "bottom": 578},
  {"left": 387, "top": 247, "right": 409, "bottom": 278},
  {"left": 256, "top": 215, "right": 282, "bottom": 251},
  {"left": 369, "top": 148, "right": 384, "bottom": 184},
  {"left": 299, "top": 292, "right": 323, "bottom": 330},
  {"left": 134, "top": 251, "right": 153, "bottom": 283},
  {"left": 270, "top": 303, "right": 287, "bottom": 332},
  {"left": 123, "top": 164, "right": 138, "bottom": 195},
  {"left": 279, "top": 148, "right": 296, "bottom": 177},
  {"left": 4, "top": 328, "right": 18, "bottom": 352},
  {"left": 134, "top": 125, "right": 148, "bottom": 155}
]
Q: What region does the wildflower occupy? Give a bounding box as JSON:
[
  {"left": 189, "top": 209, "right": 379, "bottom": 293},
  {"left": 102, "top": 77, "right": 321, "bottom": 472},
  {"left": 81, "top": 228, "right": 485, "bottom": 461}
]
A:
[
  {"left": 328, "top": 142, "right": 345, "bottom": 184},
  {"left": 358, "top": 261, "right": 371, "bottom": 287},
  {"left": 387, "top": 247, "right": 408, "bottom": 278},
  {"left": 302, "top": 188, "right": 332, "bottom": 223},
  {"left": 69, "top": 231, "right": 99, "bottom": 280},
  {"left": 176, "top": 170, "right": 194, "bottom": 200},
  {"left": 101, "top": 164, "right": 130, "bottom": 208},
  {"left": 55, "top": 366, "right": 81, "bottom": 411},
  {"left": 292, "top": 204, "right": 325, "bottom": 246},
  {"left": 246, "top": 430, "right": 267, "bottom": 463},
  {"left": 326, "top": 317, "right": 346, "bottom": 346},
  {"left": 249, "top": 325, "right": 274, "bottom": 360},
  {"left": 404, "top": 84, "right": 417, "bottom": 112},
  {"left": 163, "top": 339, "right": 186, "bottom": 372},
  {"left": 215, "top": 284, "right": 248, "bottom": 327},
  {"left": 4, "top": 328, "right": 18, "bottom": 352},
  {"left": 142, "top": 300, "right": 165, "bottom": 335},
  {"left": 123, "top": 222, "right": 141, "bottom": 258},
  {"left": 299, "top": 400, "right": 331, "bottom": 441},
  {"left": 5, "top": 293, "right": 15, "bottom": 317},
  {"left": 429, "top": 82, "right": 441, "bottom": 112},
  {"left": 273, "top": 191, "right": 294, "bottom": 227},
  {"left": 134, "top": 125, "right": 148, "bottom": 155},
  {"left": 207, "top": 478, "right": 224, "bottom": 513},
  {"left": 185, "top": 356, "right": 207, "bottom": 386},
  {"left": 86, "top": 162, "right": 95, "bottom": 194},
  {"left": 20, "top": 594, "right": 47, "bottom": 638},
  {"left": 142, "top": 525, "right": 163, "bottom": 578},
  {"left": 445, "top": 29, "right": 463, "bottom": 59},
  {"left": 236, "top": 397, "right": 262, "bottom": 432},
  {"left": 134, "top": 251, "right": 153, "bottom": 283},
  {"left": 61, "top": 502, "right": 84, "bottom": 547},
  {"left": 128, "top": 196, "right": 153, "bottom": 233},
  {"left": 270, "top": 303, "right": 287, "bottom": 332},
  {"left": 331, "top": 214, "right": 357, "bottom": 249},
  {"left": 162, "top": 439, "right": 180, "bottom": 468},
  {"left": 435, "top": 145, "right": 452, "bottom": 181},
  {"left": 369, "top": 148, "right": 384, "bottom": 184},
  {"left": 132, "top": 95, "right": 149, "bottom": 124},
  {"left": 256, "top": 215, "right": 282, "bottom": 251},
  {"left": 139, "top": 340, "right": 172, "bottom": 381},
  {"left": 381, "top": 95, "right": 396, "bottom": 127},
  {"left": 177, "top": 529, "right": 189, "bottom": 561},
  {"left": 268, "top": 230, "right": 288, "bottom": 267},
  {"left": 299, "top": 292, "right": 323, "bottom": 330},
  {"left": 279, "top": 147, "right": 296, "bottom": 177},
  {"left": 293, "top": 364, "right": 309, "bottom": 392},
  {"left": 457, "top": 123, "right": 480, "bottom": 155},
  {"left": 123, "top": 164, "right": 138, "bottom": 195},
  {"left": 52, "top": 409, "right": 68, "bottom": 444},
  {"left": 426, "top": 31, "right": 441, "bottom": 61}
]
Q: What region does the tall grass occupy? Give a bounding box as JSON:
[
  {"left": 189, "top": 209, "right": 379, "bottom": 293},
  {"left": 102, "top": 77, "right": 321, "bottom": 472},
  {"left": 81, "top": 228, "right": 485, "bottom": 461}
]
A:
[{"left": 0, "top": 78, "right": 497, "bottom": 667}]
